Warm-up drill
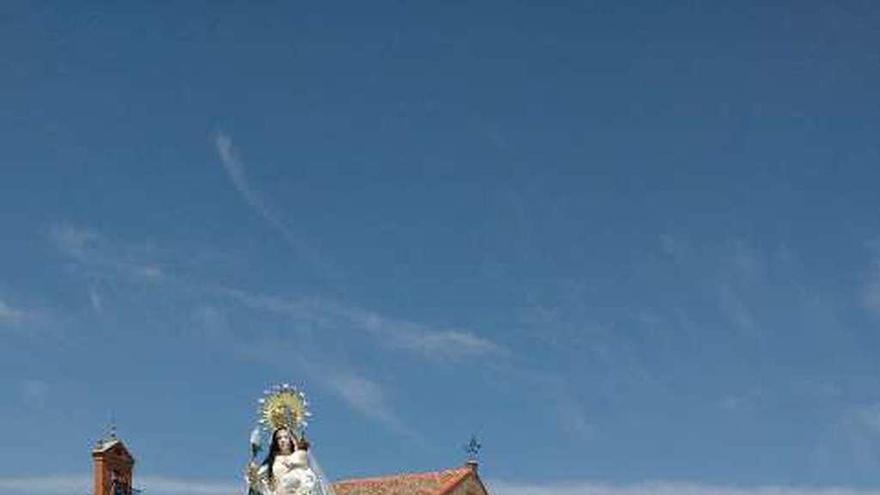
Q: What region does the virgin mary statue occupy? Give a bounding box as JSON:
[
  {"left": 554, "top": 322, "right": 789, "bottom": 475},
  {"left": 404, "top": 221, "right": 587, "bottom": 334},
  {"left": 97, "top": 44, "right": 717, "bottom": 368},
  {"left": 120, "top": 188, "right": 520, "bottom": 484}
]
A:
[{"left": 245, "top": 385, "right": 334, "bottom": 495}]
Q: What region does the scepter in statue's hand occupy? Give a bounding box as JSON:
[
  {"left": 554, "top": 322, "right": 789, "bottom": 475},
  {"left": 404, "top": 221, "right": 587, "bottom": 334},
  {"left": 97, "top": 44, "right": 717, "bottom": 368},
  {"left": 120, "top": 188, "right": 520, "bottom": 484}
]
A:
[{"left": 246, "top": 427, "right": 262, "bottom": 495}]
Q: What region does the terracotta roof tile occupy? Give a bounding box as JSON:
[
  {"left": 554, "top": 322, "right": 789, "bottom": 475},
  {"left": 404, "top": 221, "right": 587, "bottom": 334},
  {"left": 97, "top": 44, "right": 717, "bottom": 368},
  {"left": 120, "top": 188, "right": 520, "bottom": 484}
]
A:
[{"left": 332, "top": 467, "right": 473, "bottom": 495}]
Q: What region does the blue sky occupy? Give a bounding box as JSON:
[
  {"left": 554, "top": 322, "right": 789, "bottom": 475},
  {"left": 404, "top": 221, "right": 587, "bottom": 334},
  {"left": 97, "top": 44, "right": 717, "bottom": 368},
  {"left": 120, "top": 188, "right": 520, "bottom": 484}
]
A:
[{"left": 2, "top": 1, "right": 880, "bottom": 494}]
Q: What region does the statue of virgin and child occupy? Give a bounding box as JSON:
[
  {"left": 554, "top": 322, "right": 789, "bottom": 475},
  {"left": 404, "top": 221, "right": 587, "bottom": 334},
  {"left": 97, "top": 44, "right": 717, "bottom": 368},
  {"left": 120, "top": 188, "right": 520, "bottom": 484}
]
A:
[{"left": 244, "top": 385, "right": 333, "bottom": 495}]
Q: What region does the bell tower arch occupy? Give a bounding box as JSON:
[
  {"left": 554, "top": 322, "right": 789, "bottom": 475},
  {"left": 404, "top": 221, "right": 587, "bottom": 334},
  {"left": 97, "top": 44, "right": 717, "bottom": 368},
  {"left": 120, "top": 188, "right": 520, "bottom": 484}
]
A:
[{"left": 92, "top": 428, "right": 135, "bottom": 495}]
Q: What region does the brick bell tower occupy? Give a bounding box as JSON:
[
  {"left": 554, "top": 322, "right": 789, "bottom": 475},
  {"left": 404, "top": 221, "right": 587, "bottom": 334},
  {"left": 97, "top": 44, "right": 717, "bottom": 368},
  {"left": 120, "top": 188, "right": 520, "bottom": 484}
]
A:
[{"left": 92, "top": 427, "right": 135, "bottom": 495}]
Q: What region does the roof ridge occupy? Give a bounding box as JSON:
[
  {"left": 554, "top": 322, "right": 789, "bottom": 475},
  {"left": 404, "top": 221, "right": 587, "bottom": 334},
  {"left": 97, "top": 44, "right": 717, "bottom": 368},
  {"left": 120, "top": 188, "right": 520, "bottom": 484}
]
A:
[
  {"left": 332, "top": 467, "right": 469, "bottom": 486},
  {"left": 436, "top": 468, "right": 474, "bottom": 495}
]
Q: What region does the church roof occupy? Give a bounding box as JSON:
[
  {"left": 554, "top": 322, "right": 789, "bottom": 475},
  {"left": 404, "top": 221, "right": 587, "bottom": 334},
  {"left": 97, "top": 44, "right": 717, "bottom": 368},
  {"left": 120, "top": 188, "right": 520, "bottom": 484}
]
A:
[{"left": 331, "top": 466, "right": 475, "bottom": 495}]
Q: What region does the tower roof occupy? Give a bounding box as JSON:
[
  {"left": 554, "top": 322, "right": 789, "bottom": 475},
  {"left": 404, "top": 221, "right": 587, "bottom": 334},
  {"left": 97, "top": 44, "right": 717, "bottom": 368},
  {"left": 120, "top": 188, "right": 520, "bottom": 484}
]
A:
[{"left": 91, "top": 438, "right": 135, "bottom": 464}]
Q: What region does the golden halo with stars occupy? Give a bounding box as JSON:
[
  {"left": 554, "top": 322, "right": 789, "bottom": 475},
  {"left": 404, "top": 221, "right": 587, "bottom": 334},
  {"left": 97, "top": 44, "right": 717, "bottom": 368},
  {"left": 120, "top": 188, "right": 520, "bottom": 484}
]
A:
[{"left": 257, "top": 384, "right": 311, "bottom": 434}]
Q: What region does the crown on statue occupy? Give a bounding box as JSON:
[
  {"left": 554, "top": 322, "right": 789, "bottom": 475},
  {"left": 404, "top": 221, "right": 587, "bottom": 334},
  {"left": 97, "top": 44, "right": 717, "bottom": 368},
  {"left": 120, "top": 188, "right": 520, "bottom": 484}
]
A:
[{"left": 257, "top": 383, "right": 312, "bottom": 435}]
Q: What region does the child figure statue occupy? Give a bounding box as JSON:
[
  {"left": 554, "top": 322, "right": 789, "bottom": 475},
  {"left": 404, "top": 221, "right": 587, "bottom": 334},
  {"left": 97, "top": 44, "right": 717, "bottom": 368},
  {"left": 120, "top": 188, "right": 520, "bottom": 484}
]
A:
[{"left": 247, "top": 428, "right": 317, "bottom": 495}]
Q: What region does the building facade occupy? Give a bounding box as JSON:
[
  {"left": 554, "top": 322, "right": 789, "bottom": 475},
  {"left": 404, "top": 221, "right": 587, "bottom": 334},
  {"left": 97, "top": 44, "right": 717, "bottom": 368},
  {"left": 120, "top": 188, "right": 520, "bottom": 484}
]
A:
[{"left": 90, "top": 435, "right": 489, "bottom": 495}]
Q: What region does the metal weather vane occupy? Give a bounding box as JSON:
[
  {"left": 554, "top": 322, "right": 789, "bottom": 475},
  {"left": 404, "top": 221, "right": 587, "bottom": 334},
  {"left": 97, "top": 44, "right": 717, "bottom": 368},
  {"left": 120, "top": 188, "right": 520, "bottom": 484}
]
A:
[{"left": 463, "top": 435, "right": 482, "bottom": 462}]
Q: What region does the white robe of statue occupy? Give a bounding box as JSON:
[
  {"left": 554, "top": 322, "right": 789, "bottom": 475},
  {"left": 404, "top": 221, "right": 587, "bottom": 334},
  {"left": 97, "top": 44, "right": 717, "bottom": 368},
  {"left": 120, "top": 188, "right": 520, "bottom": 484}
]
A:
[{"left": 250, "top": 450, "right": 319, "bottom": 495}]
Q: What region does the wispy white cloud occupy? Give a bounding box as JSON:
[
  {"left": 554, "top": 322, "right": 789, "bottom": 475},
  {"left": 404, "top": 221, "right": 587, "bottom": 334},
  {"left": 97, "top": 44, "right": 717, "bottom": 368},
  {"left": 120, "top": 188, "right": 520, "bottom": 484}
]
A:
[
  {"left": 214, "top": 133, "right": 280, "bottom": 235},
  {"left": 488, "top": 481, "right": 880, "bottom": 495},
  {"left": 714, "top": 240, "right": 766, "bottom": 338},
  {"left": 0, "top": 474, "right": 238, "bottom": 495},
  {"left": 49, "top": 224, "right": 165, "bottom": 282},
  {"left": 718, "top": 283, "right": 759, "bottom": 337},
  {"left": 852, "top": 403, "right": 880, "bottom": 436},
  {"left": 0, "top": 475, "right": 89, "bottom": 495},
  {"left": 719, "top": 387, "right": 762, "bottom": 412},
  {"left": 727, "top": 240, "right": 765, "bottom": 284},
  {"left": 0, "top": 299, "right": 48, "bottom": 332},
  {"left": 0, "top": 299, "right": 29, "bottom": 324},
  {"left": 325, "top": 373, "right": 415, "bottom": 437},
  {"left": 220, "top": 287, "right": 502, "bottom": 361},
  {"left": 224, "top": 331, "right": 418, "bottom": 438},
  {"left": 49, "top": 224, "right": 501, "bottom": 363},
  {"left": 48, "top": 224, "right": 100, "bottom": 260},
  {"left": 45, "top": 225, "right": 499, "bottom": 435},
  {"left": 199, "top": 295, "right": 424, "bottom": 437},
  {"left": 353, "top": 308, "right": 502, "bottom": 359},
  {"left": 863, "top": 244, "right": 880, "bottom": 315},
  {"left": 193, "top": 295, "right": 426, "bottom": 436},
  {"left": 89, "top": 286, "right": 103, "bottom": 314},
  {"left": 555, "top": 399, "right": 595, "bottom": 439},
  {"left": 214, "top": 132, "right": 340, "bottom": 280},
  {"left": 137, "top": 476, "right": 239, "bottom": 495},
  {"left": 659, "top": 234, "right": 688, "bottom": 261},
  {"left": 839, "top": 402, "right": 880, "bottom": 469},
  {"left": 190, "top": 304, "right": 230, "bottom": 341},
  {"left": 20, "top": 379, "right": 50, "bottom": 407},
  {"left": 183, "top": 293, "right": 427, "bottom": 436}
]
